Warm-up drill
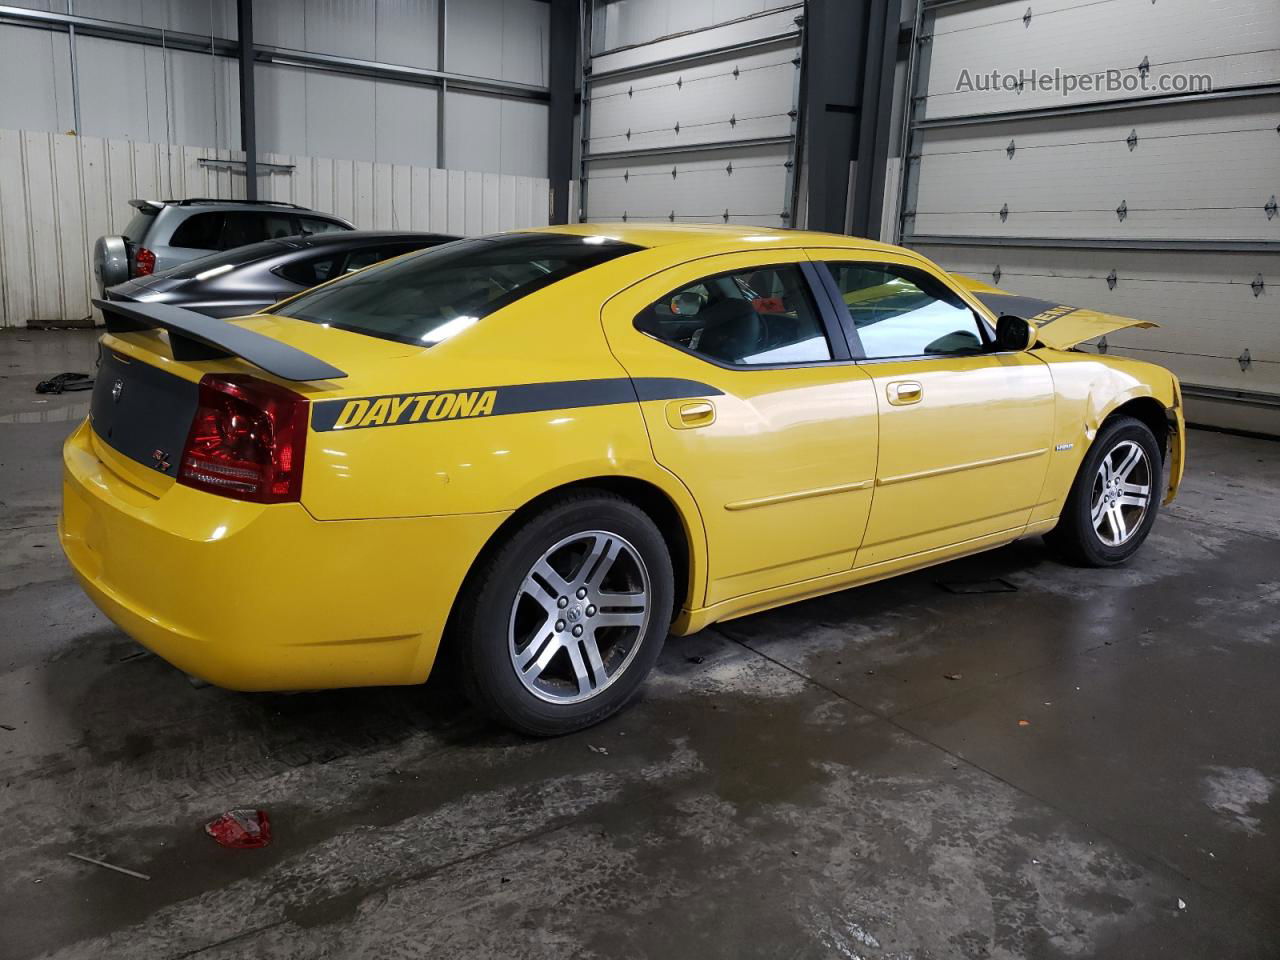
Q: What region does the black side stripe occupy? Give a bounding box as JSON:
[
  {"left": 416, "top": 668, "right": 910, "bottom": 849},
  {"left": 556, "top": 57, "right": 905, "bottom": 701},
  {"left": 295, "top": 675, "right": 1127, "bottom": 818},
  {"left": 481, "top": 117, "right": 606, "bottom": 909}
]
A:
[{"left": 310, "top": 377, "right": 722, "bottom": 432}]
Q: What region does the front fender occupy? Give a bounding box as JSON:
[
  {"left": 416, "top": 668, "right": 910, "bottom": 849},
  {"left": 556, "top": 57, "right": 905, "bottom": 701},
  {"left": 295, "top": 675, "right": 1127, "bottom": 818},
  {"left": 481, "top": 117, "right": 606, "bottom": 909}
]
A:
[{"left": 1030, "top": 352, "right": 1183, "bottom": 522}]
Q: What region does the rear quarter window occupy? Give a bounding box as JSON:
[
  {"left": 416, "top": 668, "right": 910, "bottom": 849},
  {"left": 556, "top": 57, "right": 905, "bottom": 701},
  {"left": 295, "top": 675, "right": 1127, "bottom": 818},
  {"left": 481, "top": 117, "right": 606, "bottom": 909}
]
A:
[
  {"left": 122, "top": 209, "right": 157, "bottom": 242},
  {"left": 169, "top": 212, "right": 225, "bottom": 250}
]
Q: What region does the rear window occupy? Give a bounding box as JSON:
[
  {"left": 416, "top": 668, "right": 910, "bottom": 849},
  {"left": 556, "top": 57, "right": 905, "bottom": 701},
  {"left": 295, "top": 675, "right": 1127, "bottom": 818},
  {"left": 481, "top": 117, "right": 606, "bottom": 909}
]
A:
[
  {"left": 275, "top": 233, "right": 641, "bottom": 346},
  {"left": 122, "top": 208, "right": 156, "bottom": 242}
]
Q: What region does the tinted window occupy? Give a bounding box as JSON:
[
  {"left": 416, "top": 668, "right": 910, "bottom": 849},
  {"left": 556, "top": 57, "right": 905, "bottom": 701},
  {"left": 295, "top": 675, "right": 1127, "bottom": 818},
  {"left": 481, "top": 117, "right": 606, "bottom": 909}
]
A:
[
  {"left": 277, "top": 253, "right": 343, "bottom": 287},
  {"left": 122, "top": 208, "right": 157, "bottom": 242},
  {"left": 636, "top": 264, "right": 831, "bottom": 366},
  {"left": 276, "top": 233, "right": 640, "bottom": 346},
  {"left": 169, "top": 212, "right": 224, "bottom": 249},
  {"left": 298, "top": 216, "right": 349, "bottom": 236},
  {"left": 221, "top": 212, "right": 296, "bottom": 249},
  {"left": 341, "top": 247, "right": 394, "bottom": 273},
  {"left": 826, "top": 262, "right": 987, "bottom": 359}
]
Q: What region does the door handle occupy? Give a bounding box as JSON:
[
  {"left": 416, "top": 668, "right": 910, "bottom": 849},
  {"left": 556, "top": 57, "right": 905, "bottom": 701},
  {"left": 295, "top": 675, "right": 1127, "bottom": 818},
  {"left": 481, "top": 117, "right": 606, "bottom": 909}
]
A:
[
  {"left": 667, "top": 400, "right": 716, "bottom": 429},
  {"left": 887, "top": 381, "right": 923, "bottom": 406}
]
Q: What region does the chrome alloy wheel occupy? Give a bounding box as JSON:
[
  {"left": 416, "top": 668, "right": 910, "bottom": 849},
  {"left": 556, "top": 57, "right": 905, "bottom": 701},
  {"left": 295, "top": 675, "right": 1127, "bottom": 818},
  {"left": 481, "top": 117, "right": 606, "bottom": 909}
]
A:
[
  {"left": 1090, "top": 439, "right": 1153, "bottom": 547},
  {"left": 508, "top": 531, "right": 652, "bottom": 705}
]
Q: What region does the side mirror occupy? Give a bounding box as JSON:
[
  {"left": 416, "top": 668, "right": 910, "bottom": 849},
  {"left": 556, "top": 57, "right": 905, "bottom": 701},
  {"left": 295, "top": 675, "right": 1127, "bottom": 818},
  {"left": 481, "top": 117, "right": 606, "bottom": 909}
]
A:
[{"left": 995, "top": 314, "right": 1037, "bottom": 352}]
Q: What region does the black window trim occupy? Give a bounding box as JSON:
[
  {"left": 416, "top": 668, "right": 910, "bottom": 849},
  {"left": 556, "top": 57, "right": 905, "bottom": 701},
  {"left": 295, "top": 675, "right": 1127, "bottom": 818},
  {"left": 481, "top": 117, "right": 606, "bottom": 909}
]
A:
[
  {"left": 812, "top": 259, "right": 1006, "bottom": 364},
  {"left": 631, "top": 259, "right": 852, "bottom": 372}
]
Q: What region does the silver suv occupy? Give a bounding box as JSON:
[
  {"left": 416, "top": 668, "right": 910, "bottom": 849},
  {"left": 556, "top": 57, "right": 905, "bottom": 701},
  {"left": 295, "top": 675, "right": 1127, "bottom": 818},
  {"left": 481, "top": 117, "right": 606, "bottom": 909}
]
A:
[{"left": 93, "top": 199, "right": 354, "bottom": 295}]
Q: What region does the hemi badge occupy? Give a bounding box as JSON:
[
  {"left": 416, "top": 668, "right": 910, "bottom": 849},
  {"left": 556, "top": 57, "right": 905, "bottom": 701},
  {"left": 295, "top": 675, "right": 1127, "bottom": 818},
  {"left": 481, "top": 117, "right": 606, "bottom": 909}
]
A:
[{"left": 1055, "top": 442, "right": 1074, "bottom": 452}]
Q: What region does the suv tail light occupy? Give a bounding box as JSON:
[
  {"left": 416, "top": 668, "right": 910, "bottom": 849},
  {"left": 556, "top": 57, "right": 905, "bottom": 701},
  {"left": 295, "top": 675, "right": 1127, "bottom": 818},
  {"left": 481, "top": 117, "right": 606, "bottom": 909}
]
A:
[
  {"left": 179, "top": 375, "right": 308, "bottom": 503},
  {"left": 133, "top": 246, "right": 156, "bottom": 277}
]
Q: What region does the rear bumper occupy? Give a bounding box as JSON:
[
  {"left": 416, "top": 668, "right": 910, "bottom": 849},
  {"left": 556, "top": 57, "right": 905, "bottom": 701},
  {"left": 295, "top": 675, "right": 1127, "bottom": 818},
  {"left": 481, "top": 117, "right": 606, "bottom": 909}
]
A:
[{"left": 59, "top": 420, "right": 506, "bottom": 690}]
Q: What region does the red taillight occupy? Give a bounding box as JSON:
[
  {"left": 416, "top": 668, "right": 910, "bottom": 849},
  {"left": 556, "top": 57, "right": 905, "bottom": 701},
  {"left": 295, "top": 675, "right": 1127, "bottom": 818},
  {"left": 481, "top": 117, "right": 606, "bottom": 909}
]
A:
[
  {"left": 133, "top": 246, "right": 156, "bottom": 276},
  {"left": 178, "top": 375, "right": 308, "bottom": 503}
]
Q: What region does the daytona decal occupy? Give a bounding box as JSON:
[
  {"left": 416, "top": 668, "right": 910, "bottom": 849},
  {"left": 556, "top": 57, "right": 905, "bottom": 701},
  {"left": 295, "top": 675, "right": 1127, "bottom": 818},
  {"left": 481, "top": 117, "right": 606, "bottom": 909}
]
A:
[{"left": 310, "top": 377, "right": 722, "bottom": 432}]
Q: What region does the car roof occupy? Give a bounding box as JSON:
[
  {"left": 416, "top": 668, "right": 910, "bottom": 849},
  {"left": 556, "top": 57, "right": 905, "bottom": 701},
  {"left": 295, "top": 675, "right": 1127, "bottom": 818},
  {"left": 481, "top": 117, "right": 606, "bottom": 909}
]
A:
[
  {"left": 525, "top": 222, "right": 906, "bottom": 257},
  {"left": 131, "top": 198, "right": 331, "bottom": 214},
  {"left": 297, "top": 230, "right": 459, "bottom": 246}
]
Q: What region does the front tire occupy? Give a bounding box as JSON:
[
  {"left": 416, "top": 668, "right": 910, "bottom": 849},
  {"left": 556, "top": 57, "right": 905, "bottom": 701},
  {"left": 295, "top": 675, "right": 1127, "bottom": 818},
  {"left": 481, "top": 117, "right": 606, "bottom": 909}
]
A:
[
  {"left": 453, "top": 491, "right": 674, "bottom": 736},
  {"left": 1046, "top": 415, "right": 1162, "bottom": 567}
]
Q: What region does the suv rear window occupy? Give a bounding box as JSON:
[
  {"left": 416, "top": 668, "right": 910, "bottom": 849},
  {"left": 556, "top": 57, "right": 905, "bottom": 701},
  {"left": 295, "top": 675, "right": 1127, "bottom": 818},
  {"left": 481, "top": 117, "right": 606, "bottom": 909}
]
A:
[{"left": 276, "top": 234, "right": 641, "bottom": 346}]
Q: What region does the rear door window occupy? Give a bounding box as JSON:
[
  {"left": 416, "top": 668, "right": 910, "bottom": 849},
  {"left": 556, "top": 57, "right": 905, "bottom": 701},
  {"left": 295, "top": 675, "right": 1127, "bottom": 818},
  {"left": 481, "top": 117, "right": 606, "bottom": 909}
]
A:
[
  {"left": 635, "top": 264, "right": 832, "bottom": 366},
  {"left": 276, "top": 233, "right": 640, "bottom": 346},
  {"left": 169, "top": 212, "right": 224, "bottom": 250},
  {"left": 221, "top": 212, "right": 297, "bottom": 249}
]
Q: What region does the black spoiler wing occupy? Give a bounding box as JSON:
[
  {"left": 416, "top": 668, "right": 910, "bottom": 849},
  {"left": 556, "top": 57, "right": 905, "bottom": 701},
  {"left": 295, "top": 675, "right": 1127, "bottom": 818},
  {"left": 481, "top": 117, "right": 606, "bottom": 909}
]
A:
[{"left": 94, "top": 299, "right": 347, "bottom": 382}]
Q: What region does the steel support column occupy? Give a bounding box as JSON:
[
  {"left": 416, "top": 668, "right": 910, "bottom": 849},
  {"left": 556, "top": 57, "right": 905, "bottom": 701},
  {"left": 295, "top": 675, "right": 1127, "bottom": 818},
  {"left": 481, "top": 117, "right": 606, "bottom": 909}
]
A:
[
  {"left": 802, "top": 0, "right": 902, "bottom": 236},
  {"left": 547, "top": 0, "right": 580, "bottom": 224},
  {"left": 848, "top": 0, "right": 901, "bottom": 239},
  {"left": 236, "top": 0, "right": 257, "bottom": 200},
  {"left": 801, "top": 0, "right": 864, "bottom": 233}
]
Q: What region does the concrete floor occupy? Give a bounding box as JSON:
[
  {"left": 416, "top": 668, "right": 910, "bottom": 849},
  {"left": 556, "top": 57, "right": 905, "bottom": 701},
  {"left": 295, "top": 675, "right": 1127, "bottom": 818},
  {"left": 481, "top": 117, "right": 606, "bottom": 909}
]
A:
[{"left": 1, "top": 327, "right": 1278, "bottom": 960}]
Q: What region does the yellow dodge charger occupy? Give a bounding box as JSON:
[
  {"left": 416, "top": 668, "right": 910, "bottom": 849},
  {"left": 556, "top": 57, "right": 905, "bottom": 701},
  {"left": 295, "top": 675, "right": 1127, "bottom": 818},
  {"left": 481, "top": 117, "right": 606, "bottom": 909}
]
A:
[{"left": 61, "top": 224, "right": 1184, "bottom": 734}]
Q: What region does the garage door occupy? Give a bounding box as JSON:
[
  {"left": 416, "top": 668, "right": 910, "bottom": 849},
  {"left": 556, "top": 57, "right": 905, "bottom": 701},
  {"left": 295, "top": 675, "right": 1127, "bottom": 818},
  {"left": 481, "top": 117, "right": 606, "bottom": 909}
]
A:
[
  {"left": 582, "top": 4, "right": 803, "bottom": 228},
  {"left": 899, "top": 0, "right": 1280, "bottom": 434}
]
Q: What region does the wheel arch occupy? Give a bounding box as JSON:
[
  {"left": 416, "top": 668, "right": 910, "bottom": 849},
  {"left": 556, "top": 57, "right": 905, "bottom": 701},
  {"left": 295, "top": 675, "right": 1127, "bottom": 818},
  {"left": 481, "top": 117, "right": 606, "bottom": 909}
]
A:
[
  {"left": 442, "top": 474, "right": 706, "bottom": 655},
  {"left": 1102, "top": 395, "right": 1169, "bottom": 459}
]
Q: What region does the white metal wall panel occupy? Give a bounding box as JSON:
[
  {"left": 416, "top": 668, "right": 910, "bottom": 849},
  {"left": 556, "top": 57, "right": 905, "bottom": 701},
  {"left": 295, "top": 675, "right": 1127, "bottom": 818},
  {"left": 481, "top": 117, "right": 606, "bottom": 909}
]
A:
[
  {"left": 255, "top": 64, "right": 443, "bottom": 169},
  {"left": 70, "top": 0, "right": 237, "bottom": 36},
  {"left": 0, "top": 128, "right": 551, "bottom": 327},
  {"left": 76, "top": 36, "right": 240, "bottom": 148},
  {"left": 254, "top": 0, "right": 437, "bottom": 69},
  {"left": 914, "top": 242, "right": 1279, "bottom": 402},
  {"left": 446, "top": 0, "right": 550, "bottom": 86},
  {"left": 591, "top": 0, "right": 796, "bottom": 53},
  {"left": 583, "top": 5, "right": 802, "bottom": 224},
  {"left": 0, "top": 24, "right": 75, "bottom": 134},
  {"left": 587, "top": 142, "right": 791, "bottom": 225},
  {"left": 444, "top": 91, "right": 549, "bottom": 178},
  {"left": 924, "top": 0, "right": 1280, "bottom": 120},
  {"left": 904, "top": 0, "right": 1280, "bottom": 429},
  {"left": 912, "top": 95, "right": 1280, "bottom": 240},
  {"left": 589, "top": 41, "right": 796, "bottom": 153}
]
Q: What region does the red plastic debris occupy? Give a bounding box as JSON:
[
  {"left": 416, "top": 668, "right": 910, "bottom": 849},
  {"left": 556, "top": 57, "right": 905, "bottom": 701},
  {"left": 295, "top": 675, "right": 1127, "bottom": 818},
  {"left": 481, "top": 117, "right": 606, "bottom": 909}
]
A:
[{"left": 205, "top": 809, "right": 272, "bottom": 849}]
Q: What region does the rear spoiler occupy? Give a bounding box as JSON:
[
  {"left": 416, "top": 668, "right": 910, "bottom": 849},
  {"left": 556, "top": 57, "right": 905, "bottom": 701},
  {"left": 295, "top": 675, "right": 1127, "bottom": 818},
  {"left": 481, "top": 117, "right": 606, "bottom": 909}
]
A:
[{"left": 93, "top": 299, "right": 347, "bottom": 382}]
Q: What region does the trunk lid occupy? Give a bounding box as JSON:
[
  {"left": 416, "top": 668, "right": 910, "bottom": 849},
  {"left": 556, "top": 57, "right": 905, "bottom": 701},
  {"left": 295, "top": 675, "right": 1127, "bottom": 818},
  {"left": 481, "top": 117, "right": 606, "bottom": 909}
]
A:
[
  {"left": 89, "top": 313, "right": 419, "bottom": 490},
  {"left": 953, "top": 274, "right": 1157, "bottom": 350}
]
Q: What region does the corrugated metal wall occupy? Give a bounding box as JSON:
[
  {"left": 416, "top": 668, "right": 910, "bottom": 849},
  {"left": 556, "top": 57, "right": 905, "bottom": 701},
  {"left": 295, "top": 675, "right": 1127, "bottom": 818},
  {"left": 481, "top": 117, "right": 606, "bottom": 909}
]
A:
[{"left": 0, "top": 128, "right": 551, "bottom": 328}]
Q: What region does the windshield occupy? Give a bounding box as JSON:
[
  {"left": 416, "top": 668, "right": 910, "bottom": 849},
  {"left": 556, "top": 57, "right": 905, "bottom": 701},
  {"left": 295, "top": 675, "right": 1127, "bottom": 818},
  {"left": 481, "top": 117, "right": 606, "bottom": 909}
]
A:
[
  {"left": 275, "top": 233, "right": 641, "bottom": 346},
  {"left": 153, "top": 240, "right": 295, "bottom": 280}
]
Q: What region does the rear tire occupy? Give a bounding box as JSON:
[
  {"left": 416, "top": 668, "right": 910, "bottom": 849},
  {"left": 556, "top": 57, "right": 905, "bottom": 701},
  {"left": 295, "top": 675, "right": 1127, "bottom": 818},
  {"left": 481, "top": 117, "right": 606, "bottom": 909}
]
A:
[
  {"left": 453, "top": 491, "right": 674, "bottom": 736},
  {"left": 1045, "top": 415, "right": 1162, "bottom": 567}
]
